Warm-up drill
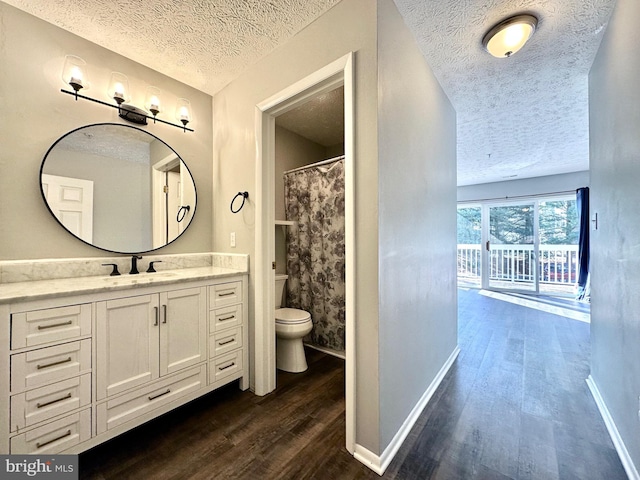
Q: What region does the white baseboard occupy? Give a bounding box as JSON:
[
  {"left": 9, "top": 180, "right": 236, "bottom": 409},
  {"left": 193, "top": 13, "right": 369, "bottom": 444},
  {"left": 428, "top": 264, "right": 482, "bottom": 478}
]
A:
[
  {"left": 354, "top": 346, "right": 461, "bottom": 476},
  {"left": 303, "top": 342, "right": 346, "bottom": 360},
  {"left": 586, "top": 375, "right": 639, "bottom": 480}
]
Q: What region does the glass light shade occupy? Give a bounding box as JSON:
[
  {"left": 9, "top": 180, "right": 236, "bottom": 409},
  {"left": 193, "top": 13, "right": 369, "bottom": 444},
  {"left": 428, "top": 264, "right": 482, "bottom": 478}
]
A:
[
  {"left": 483, "top": 15, "right": 538, "bottom": 58},
  {"left": 62, "top": 55, "right": 88, "bottom": 91},
  {"left": 175, "top": 98, "right": 192, "bottom": 126},
  {"left": 145, "top": 86, "right": 162, "bottom": 116},
  {"left": 108, "top": 72, "right": 130, "bottom": 105}
]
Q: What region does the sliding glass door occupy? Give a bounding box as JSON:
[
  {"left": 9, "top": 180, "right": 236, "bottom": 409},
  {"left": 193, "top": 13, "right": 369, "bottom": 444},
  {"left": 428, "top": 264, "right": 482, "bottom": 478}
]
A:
[
  {"left": 457, "top": 205, "right": 482, "bottom": 288},
  {"left": 487, "top": 203, "right": 537, "bottom": 292},
  {"left": 538, "top": 198, "right": 579, "bottom": 295},
  {"left": 457, "top": 195, "right": 578, "bottom": 296}
]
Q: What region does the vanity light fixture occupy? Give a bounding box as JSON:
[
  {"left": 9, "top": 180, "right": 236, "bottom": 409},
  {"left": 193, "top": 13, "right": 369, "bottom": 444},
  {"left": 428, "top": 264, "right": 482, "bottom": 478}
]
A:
[
  {"left": 60, "top": 55, "right": 194, "bottom": 132},
  {"left": 482, "top": 14, "right": 538, "bottom": 58},
  {"left": 108, "top": 72, "right": 130, "bottom": 105},
  {"left": 175, "top": 98, "right": 192, "bottom": 129},
  {"left": 62, "top": 55, "right": 88, "bottom": 98},
  {"left": 145, "top": 86, "right": 162, "bottom": 120}
]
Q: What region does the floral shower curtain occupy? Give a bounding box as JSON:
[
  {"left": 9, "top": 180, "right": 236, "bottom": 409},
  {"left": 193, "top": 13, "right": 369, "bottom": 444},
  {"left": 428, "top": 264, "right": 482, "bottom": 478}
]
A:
[{"left": 284, "top": 158, "right": 345, "bottom": 353}]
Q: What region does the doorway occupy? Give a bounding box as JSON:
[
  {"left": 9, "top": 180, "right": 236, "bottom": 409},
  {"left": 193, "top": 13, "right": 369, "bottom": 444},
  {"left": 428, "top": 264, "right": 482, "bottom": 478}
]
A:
[
  {"left": 486, "top": 202, "right": 537, "bottom": 293},
  {"left": 458, "top": 194, "right": 579, "bottom": 296},
  {"left": 254, "top": 53, "right": 356, "bottom": 453}
]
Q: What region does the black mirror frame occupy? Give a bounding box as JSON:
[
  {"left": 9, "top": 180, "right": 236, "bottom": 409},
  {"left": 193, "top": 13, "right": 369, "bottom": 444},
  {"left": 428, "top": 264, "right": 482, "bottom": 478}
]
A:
[{"left": 39, "top": 123, "right": 198, "bottom": 255}]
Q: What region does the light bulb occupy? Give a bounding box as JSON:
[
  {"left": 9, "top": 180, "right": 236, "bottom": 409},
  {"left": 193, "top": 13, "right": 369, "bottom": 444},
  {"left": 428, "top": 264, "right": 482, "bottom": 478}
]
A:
[
  {"left": 69, "top": 66, "right": 84, "bottom": 87},
  {"left": 62, "top": 55, "right": 88, "bottom": 93},
  {"left": 175, "top": 98, "right": 192, "bottom": 127}
]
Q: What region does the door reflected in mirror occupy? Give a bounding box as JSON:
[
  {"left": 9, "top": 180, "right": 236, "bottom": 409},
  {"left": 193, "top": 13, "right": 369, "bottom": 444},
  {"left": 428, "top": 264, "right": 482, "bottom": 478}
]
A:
[{"left": 40, "top": 123, "right": 197, "bottom": 254}]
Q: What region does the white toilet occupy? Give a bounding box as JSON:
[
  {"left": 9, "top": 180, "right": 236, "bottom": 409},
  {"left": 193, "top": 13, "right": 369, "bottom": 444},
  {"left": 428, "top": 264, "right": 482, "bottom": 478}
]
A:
[{"left": 275, "top": 274, "right": 313, "bottom": 373}]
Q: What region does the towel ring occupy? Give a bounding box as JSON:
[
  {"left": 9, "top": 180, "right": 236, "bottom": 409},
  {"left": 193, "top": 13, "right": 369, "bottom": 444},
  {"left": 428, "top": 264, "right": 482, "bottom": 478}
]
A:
[
  {"left": 176, "top": 205, "right": 191, "bottom": 222},
  {"left": 230, "top": 191, "right": 249, "bottom": 213}
]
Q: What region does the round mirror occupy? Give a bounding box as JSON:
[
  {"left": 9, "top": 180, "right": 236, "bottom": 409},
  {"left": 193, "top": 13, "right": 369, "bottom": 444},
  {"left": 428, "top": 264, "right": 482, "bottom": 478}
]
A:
[{"left": 40, "top": 123, "right": 197, "bottom": 254}]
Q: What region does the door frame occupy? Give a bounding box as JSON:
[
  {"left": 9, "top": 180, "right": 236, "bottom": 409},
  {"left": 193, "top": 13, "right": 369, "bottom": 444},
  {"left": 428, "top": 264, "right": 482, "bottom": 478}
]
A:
[{"left": 254, "top": 52, "right": 356, "bottom": 453}]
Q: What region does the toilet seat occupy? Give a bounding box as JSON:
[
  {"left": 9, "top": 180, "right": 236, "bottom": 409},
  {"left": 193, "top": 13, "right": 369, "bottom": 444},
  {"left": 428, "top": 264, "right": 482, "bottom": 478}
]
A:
[{"left": 275, "top": 308, "right": 311, "bottom": 324}]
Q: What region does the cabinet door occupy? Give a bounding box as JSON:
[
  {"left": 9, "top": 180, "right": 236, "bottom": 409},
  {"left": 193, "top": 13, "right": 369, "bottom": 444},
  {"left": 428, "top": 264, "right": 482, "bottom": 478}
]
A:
[
  {"left": 159, "top": 287, "right": 207, "bottom": 376},
  {"left": 96, "top": 295, "right": 159, "bottom": 400}
]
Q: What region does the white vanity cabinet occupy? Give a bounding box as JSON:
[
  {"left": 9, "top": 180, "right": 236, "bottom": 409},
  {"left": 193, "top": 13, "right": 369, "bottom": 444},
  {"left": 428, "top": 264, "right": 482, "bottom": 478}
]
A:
[
  {"left": 208, "top": 281, "right": 245, "bottom": 387},
  {"left": 6, "top": 303, "right": 93, "bottom": 454},
  {"left": 0, "top": 272, "right": 248, "bottom": 455},
  {"left": 95, "top": 286, "right": 207, "bottom": 400}
]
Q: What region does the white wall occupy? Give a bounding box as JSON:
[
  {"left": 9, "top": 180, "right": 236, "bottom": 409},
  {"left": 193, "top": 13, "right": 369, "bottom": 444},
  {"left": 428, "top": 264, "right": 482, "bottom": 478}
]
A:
[
  {"left": 457, "top": 171, "right": 589, "bottom": 203},
  {"left": 377, "top": 0, "right": 458, "bottom": 449},
  {"left": 0, "top": 3, "right": 213, "bottom": 260},
  {"left": 589, "top": 0, "right": 640, "bottom": 471}
]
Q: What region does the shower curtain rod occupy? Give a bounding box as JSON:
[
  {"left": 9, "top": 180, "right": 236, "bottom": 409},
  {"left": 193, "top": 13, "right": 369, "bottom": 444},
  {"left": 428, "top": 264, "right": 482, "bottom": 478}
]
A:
[{"left": 284, "top": 155, "right": 345, "bottom": 175}]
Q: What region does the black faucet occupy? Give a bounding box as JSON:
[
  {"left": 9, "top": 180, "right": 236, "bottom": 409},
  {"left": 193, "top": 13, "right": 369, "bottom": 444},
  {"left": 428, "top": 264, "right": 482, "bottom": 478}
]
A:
[{"left": 130, "top": 255, "right": 142, "bottom": 274}]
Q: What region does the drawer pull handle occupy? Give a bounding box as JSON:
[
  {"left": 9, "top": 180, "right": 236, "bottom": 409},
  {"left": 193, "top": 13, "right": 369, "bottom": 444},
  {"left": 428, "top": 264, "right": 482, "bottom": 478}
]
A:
[
  {"left": 37, "top": 320, "right": 73, "bottom": 330},
  {"left": 36, "top": 429, "right": 71, "bottom": 449},
  {"left": 218, "top": 291, "right": 235, "bottom": 297},
  {"left": 218, "top": 362, "right": 235, "bottom": 371},
  {"left": 154, "top": 306, "right": 159, "bottom": 326},
  {"left": 219, "top": 315, "right": 235, "bottom": 322},
  {"left": 163, "top": 304, "right": 167, "bottom": 324},
  {"left": 148, "top": 389, "right": 171, "bottom": 401},
  {"left": 37, "top": 393, "right": 72, "bottom": 409},
  {"left": 219, "top": 338, "right": 235, "bottom": 346},
  {"left": 36, "top": 357, "right": 72, "bottom": 370}
]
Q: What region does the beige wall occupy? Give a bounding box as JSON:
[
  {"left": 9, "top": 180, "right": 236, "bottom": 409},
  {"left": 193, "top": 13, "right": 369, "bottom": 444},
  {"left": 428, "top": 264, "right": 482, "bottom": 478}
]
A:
[
  {"left": 0, "top": 3, "right": 213, "bottom": 260},
  {"left": 213, "top": 0, "right": 381, "bottom": 452},
  {"left": 589, "top": 0, "right": 640, "bottom": 470},
  {"left": 376, "top": 0, "right": 458, "bottom": 448}
]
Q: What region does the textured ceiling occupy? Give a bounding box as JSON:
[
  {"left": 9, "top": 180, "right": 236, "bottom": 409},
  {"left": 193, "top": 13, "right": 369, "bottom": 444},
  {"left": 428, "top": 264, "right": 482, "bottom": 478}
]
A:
[
  {"left": 4, "top": 0, "right": 617, "bottom": 186},
  {"left": 276, "top": 87, "right": 344, "bottom": 147},
  {"left": 393, "top": 0, "right": 616, "bottom": 185},
  {"left": 2, "top": 0, "right": 341, "bottom": 94}
]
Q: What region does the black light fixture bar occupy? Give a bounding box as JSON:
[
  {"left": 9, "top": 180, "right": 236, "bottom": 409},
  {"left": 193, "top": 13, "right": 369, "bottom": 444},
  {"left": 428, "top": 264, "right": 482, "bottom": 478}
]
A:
[{"left": 60, "top": 88, "right": 194, "bottom": 132}]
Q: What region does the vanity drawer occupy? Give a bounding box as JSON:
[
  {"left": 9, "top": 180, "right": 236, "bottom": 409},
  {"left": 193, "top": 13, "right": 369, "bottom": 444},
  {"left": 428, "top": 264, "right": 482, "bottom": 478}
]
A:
[
  {"left": 209, "top": 350, "right": 243, "bottom": 386},
  {"left": 11, "top": 339, "right": 91, "bottom": 393},
  {"left": 10, "top": 409, "right": 91, "bottom": 454},
  {"left": 96, "top": 365, "right": 206, "bottom": 434},
  {"left": 209, "top": 326, "right": 243, "bottom": 358},
  {"left": 209, "top": 281, "right": 242, "bottom": 308},
  {"left": 209, "top": 304, "right": 243, "bottom": 332},
  {"left": 11, "top": 374, "right": 91, "bottom": 432},
  {"left": 11, "top": 304, "right": 91, "bottom": 350}
]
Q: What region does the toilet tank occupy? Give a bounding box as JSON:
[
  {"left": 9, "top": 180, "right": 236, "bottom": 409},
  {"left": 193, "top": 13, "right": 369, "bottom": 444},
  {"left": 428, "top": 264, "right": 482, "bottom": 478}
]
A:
[{"left": 275, "top": 274, "right": 288, "bottom": 308}]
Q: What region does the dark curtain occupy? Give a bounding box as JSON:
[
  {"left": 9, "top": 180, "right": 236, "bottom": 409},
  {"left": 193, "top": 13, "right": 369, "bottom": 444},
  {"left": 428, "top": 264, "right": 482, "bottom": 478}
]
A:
[{"left": 576, "top": 187, "right": 590, "bottom": 301}]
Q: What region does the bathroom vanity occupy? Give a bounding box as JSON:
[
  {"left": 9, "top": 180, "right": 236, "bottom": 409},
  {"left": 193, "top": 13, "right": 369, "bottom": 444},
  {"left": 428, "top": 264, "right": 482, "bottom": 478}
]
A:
[{"left": 0, "top": 257, "right": 248, "bottom": 454}]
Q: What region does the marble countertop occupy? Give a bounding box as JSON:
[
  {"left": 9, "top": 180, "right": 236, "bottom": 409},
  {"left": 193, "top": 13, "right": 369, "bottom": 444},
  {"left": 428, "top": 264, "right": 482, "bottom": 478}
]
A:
[{"left": 0, "top": 266, "right": 247, "bottom": 304}]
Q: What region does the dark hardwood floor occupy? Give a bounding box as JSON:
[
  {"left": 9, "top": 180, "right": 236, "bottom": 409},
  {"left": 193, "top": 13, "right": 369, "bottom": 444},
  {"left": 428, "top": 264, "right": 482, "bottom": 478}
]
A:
[{"left": 80, "top": 288, "right": 627, "bottom": 479}]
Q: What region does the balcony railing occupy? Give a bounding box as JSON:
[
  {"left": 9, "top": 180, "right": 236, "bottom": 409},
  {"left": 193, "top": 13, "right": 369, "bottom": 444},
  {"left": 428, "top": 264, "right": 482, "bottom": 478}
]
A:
[{"left": 457, "top": 244, "right": 579, "bottom": 285}]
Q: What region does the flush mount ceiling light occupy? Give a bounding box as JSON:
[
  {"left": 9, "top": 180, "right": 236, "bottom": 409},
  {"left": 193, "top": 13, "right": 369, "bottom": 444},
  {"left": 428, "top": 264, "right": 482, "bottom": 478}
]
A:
[{"left": 482, "top": 14, "right": 538, "bottom": 58}]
